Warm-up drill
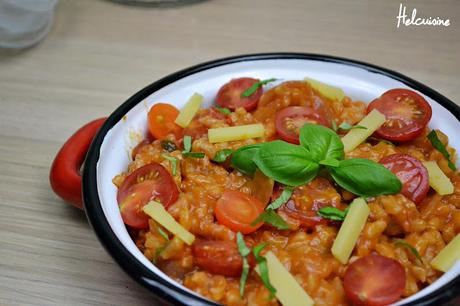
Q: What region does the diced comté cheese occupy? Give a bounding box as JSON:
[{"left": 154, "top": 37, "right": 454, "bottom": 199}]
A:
[
  {"left": 331, "top": 198, "right": 370, "bottom": 264},
  {"left": 422, "top": 161, "right": 454, "bottom": 196},
  {"left": 208, "top": 123, "right": 265, "bottom": 143},
  {"left": 304, "top": 77, "right": 345, "bottom": 101},
  {"left": 341, "top": 109, "right": 386, "bottom": 153},
  {"left": 174, "top": 93, "right": 204, "bottom": 128},
  {"left": 431, "top": 232, "right": 460, "bottom": 272},
  {"left": 143, "top": 201, "right": 195, "bottom": 245},
  {"left": 255, "top": 251, "right": 314, "bottom": 306}
]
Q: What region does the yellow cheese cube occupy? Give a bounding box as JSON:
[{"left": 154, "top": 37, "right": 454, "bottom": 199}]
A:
[
  {"left": 423, "top": 161, "right": 454, "bottom": 195},
  {"left": 174, "top": 93, "right": 203, "bottom": 128},
  {"left": 208, "top": 124, "right": 265, "bottom": 143}
]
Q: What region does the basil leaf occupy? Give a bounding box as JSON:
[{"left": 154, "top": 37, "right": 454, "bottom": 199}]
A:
[
  {"left": 162, "top": 154, "right": 178, "bottom": 175},
  {"left": 183, "top": 152, "right": 205, "bottom": 158},
  {"left": 215, "top": 106, "right": 231, "bottom": 115},
  {"left": 427, "top": 130, "right": 456, "bottom": 170},
  {"left": 161, "top": 140, "right": 177, "bottom": 152},
  {"left": 266, "top": 187, "right": 293, "bottom": 210},
  {"left": 319, "top": 158, "right": 340, "bottom": 168},
  {"left": 254, "top": 140, "right": 319, "bottom": 186},
  {"left": 157, "top": 227, "right": 170, "bottom": 241},
  {"left": 317, "top": 206, "right": 348, "bottom": 221},
  {"left": 394, "top": 239, "right": 422, "bottom": 262},
  {"left": 183, "top": 135, "right": 192, "bottom": 153},
  {"left": 212, "top": 149, "right": 233, "bottom": 163},
  {"left": 253, "top": 243, "right": 276, "bottom": 298},
  {"left": 250, "top": 209, "right": 289, "bottom": 230},
  {"left": 338, "top": 122, "right": 367, "bottom": 131},
  {"left": 236, "top": 232, "right": 250, "bottom": 297},
  {"left": 299, "top": 123, "right": 344, "bottom": 162},
  {"left": 330, "top": 158, "right": 402, "bottom": 197},
  {"left": 241, "top": 78, "right": 277, "bottom": 97},
  {"left": 231, "top": 143, "right": 264, "bottom": 175}
]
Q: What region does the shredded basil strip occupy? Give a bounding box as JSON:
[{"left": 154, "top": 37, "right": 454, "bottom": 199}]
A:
[
  {"left": 161, "top": 154, "right": 178, "bottom": 175},
  {"left": 317, "top": 206, "right": 349, "bottom": 221},
  {"left": 153, "top": 244, "right": 167, "bottom": 264},
  {"left": 236, "top": 232, "right": 251, "bottom": 297},
  {"left": 183, "top": 135, "right": 192, "bottom": 153},
  {"left": 338, "top": 122, "right": 367, "bottom": 131},
  {"left": 157, "top": 227, "right": 170, "bottom": 241},
  {"left": 394, "top": 239, "right": 422, "bottom": 262},
  {"left": 212, "top": 149, "right": 233, "bottom": 163},
  {"left": 161, "top": 140, "right": 177, "bottom": 152},
  {"left": 266, "top": 187, "right": 293, "bottom": 210},
  {"left": 250, "top": 209, "right": 289, "bottom": 230},
  {"left": 215, "top": 106, "right": 232, "bottom": 115},
  {"left": 183, "top": 152, "right": 205, "bottom": 158},
  {"left": 241, "top": 78, "right": 277, "bottom": 97},
  {"left": 253, "top": 243, "right": 276, "bottom": 298},
  {"left": 427, "top": 130, "right": 456, "bottom": 170}
]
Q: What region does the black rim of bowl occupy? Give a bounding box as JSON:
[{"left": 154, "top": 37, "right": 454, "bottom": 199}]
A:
[{"left": 82, "top": 52, "right": 460, "bottom": 306}]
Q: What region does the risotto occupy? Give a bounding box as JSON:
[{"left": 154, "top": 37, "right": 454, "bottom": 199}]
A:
[{"left": 113, "top": 78, "right": 460, "bottom": 306}]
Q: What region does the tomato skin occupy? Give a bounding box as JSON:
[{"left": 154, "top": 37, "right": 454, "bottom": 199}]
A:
[
  {"left": 379, "top": 154, "right": 429, "bottom": 204},
  {"left": 344, "top": 254, "right": 406, "bottom": 306},
  {"left": 215, "top": 190, "right": 265, "bottom": 234},
  {"left": 148, "top": 103, "right": 183, "bottom": 140},
  {"left": 192, "top": 240, "right": 244, "bottom": 277},
  {"left": 275, "top": 106, "right": 331, "bottom": 144},
  {"left": 215, "top": 77, "right": 262, "bottom": 111},
  {"left": 367, "top": 89, "right": 432, "bottom": 142},
  {"left": 279, "top": 200, "right": 328, "bottom": 228},
  {"left": 117, "top": 163, "right": 179, "bottom": 228}
]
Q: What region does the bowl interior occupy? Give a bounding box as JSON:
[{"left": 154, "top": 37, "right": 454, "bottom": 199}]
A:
[{"left": 95, "top": 57, "right": 460, "bottom": 305}]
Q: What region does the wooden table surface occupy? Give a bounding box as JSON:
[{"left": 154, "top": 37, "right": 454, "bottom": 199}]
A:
[{"left": 0, "top": 0, "right": 459, "bottom": 305}]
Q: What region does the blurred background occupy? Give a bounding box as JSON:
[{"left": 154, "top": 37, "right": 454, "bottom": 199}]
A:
[{"left": 0, "top": 0, "right": 458, "bottom": 304}]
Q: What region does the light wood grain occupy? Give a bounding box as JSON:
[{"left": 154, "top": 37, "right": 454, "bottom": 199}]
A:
[{"left": 0, "top": 0, "right": 459, "bottom": 305}]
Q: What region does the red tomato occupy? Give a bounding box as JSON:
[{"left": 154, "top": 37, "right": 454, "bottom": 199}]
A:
[
  {"left": 367, "top": 89, "right": 432, "bottom": 142},
  {"left": 215, "top": 77, "right": 262, "bottom": 111},
  {"left": 379, "top": 154, "right": 429, "bottom": 204},
  {"left": 192, "top": 240, "right": 243, "bottom": 277},
  {"left": 278, "top": 200, "right": 328, "bottom": 228},
  {"left": 344, "top": 254, "right": 406, "bottom": 306},
  {"left": 215, "top": 190, "right": 265, "bottom": 234},
  {"left": 148, "top": 103, "right": 183, "bottom": 140},
  {"left": 275, "top": 106, "right": 331, "bottom": 144},
  {"left": 117, "top": 163, "right": 179, "bottom": 228},
  {"left": 131, "top": 140, "right": 150, "bottom": 160}
]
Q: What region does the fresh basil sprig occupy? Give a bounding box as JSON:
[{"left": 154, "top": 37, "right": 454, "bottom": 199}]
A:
[
  {"left": 236, "top": 232, "right": 250, "bottom": 297},
  {"left": 253, "top": 243, "right": 276, "bottom": 298},
  {"left": 427, "top": 130, "right": 456, "bottom": 170},
  {"left": 232, "top": 123, "right": 402, "bottom": 197},
  {"left": 212, "top": 149, "right": 233, "bottom": 163},
  {"left": 317, "top": 206, "right": 349, "bottom": 221},
  {"left": 251, "top": 209, "right": 289, "bottom": 230},
  {"left": 241, "top": 78, "right": 277, "bottom": 98}
]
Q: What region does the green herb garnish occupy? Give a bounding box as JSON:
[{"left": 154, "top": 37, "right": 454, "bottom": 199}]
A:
[
  {"left": 182, "top": 135, "right": 205, "bottom": 159},
  {"left": 212, "top": 149, "right": 233, "bottom": 163},
  {"left": 250, "top": 209, "right": 289, "bottom": 230},
  {"left": 427, "top": 130, "right": 456, "bottom": 170},
  {"left": 232, "top": 123, "right": 402, "bottom": 197},
  {"left": 236, "top": 232, "right": 250, "bottom": 297},
  {"left": 157, "top": 227, "right": 170, "bottom": 241},
  {"left": 317, "top": 206, "right": 349, "bottom": 221},
  {"left": 162, "top": 154, "right": 178, "bottom": 175},
  {"left": 394, "top": 239, "right": 422, "bottom": 262},
  {"left": 241, "top": 78, "right": 277, "bottom": 98},
  {"left": 215, "top": 106, "right": 232, "bottom": 115},
  {"left": 338, "top": 122, "right": 367, "bottom": 131},
  {"left": 161, "top": 140, "right": 177, "bottom": 152},
  {"left": 266, "top": 187, "right": 293, "bottom": 210},
  {"left": 253, "top": 243, "right": 276, "bottom": 298}
]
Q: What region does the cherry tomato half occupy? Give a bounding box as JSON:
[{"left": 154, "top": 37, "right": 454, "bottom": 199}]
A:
[
  {"left": 131, "top": 140, "right": 150, "bottom": 160},
  {"left": 275, "top": 106, "right": 331, "bottom": 144},
  {"left": 344, "top": 254, "right": 406, "bottom": 306},
  {"left": 379, "top": 153, "right": 429, "bottom": 204},
  {"left": 367, "top": 89, "right": 432, "bottom": 142},
  {"left": 215, "top": 77, "right": 262, "bottom": 111},
  {"left": 117, "top": 163, "right": 179, "bottom": 228},
  {"left": 192, "top": 240, "right": 244, "bottom": 277},
  {"left": 215, "top": 190, "right": 265, "bottom": 234},
  {"left": 148, "top": 103, "right": 183, "bottom": 140}
]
